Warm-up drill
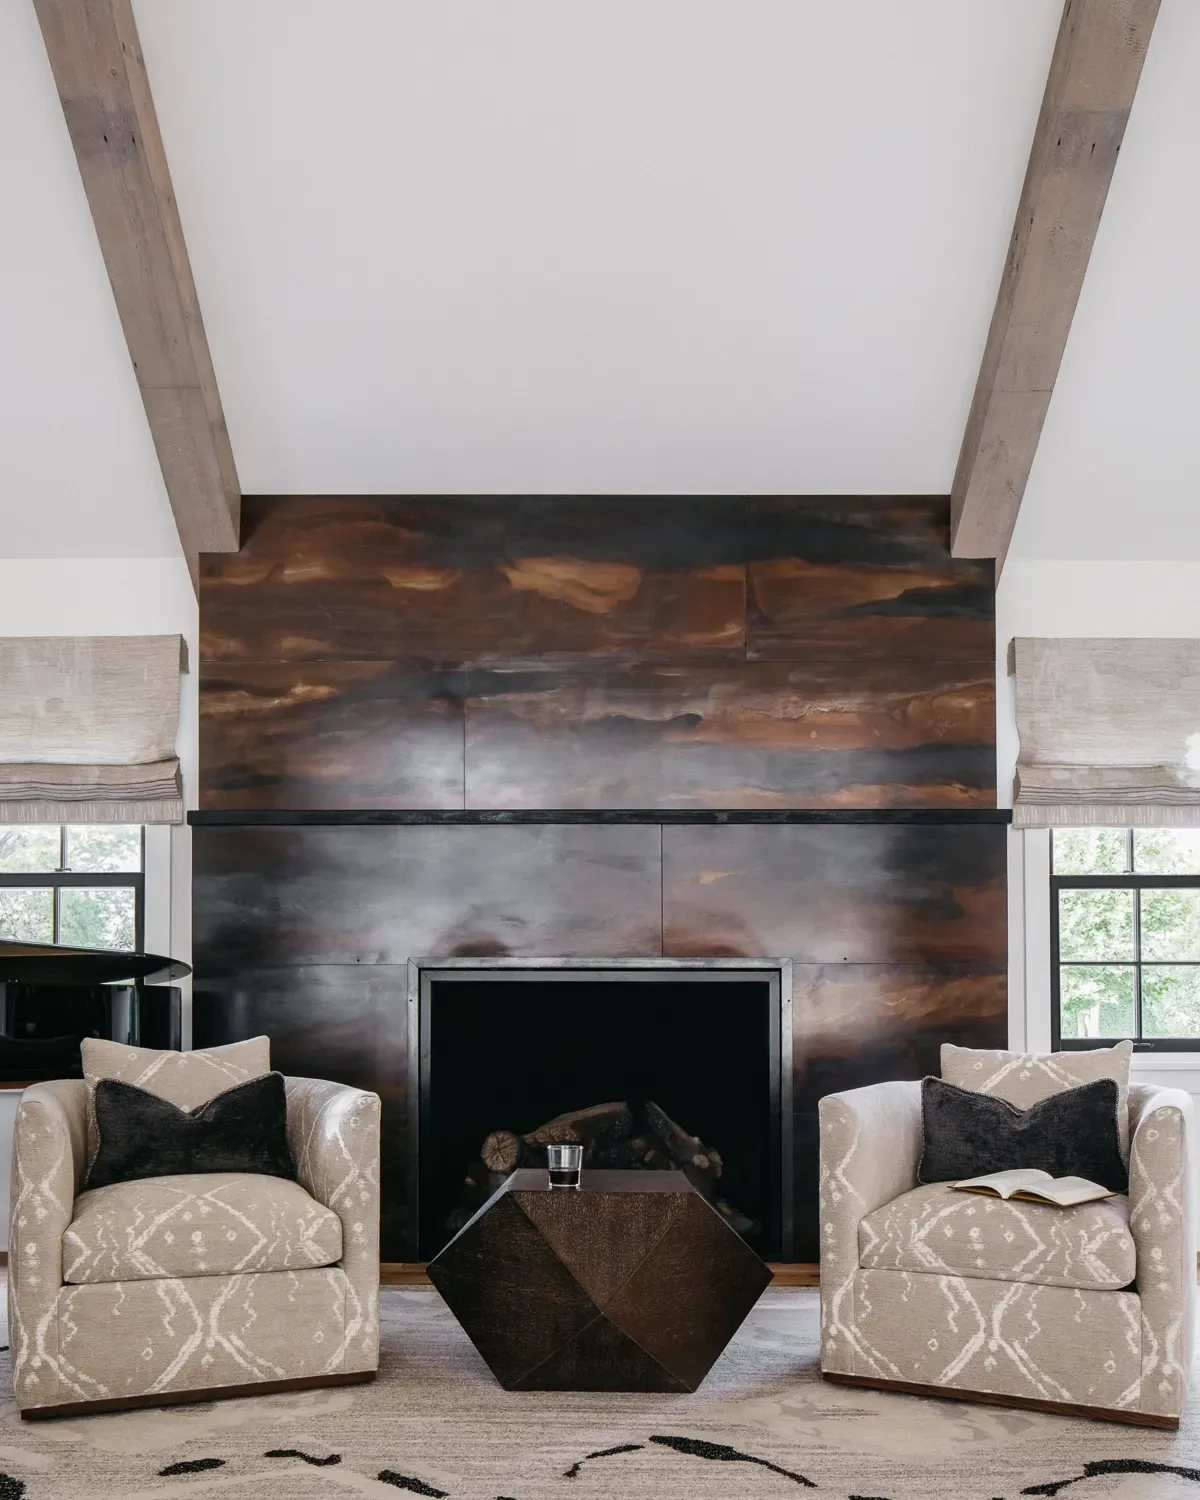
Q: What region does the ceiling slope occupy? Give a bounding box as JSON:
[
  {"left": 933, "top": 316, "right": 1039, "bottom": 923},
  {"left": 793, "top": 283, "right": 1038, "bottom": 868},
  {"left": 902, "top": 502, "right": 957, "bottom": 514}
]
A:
[
  {"left": 133, "top": 0, "right": 1063, "bottom": 496},
  {"left": 34, "top": 0, "right": 242, "bottom": 586},
  {"left": 0, "top": 0, "right": 180, "bottom": 558},
  {"left": 951, "top": 0, "right": 1161, "bottom": 569},
  {"left": 1011, "top": 0, "right": 1200, "bottom": 559}
]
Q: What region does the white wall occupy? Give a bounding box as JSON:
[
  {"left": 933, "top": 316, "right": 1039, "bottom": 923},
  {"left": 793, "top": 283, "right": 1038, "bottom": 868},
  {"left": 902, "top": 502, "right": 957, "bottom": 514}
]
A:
[{"left": 997, "top": 559, "right": 1200, "bottom": 1108}]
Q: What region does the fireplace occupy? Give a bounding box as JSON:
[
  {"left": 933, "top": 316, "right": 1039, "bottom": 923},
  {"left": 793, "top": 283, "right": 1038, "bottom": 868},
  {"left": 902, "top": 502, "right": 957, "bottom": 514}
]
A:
[{"left": 408, "top": 959, "right": 793, "bottom": 1260}]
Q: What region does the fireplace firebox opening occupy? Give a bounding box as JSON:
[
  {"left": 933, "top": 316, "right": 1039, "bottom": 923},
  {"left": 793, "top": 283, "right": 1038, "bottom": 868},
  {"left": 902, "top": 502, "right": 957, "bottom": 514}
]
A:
[{"left": 408, "top": 960, "right": 793, "bottom": 1260}]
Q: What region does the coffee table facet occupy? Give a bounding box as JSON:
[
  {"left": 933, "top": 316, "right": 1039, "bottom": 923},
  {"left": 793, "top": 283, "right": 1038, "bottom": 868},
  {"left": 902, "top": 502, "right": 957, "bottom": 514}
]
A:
[{"left": 427, "top": 1168, "right": 772, "bottom": 1391}]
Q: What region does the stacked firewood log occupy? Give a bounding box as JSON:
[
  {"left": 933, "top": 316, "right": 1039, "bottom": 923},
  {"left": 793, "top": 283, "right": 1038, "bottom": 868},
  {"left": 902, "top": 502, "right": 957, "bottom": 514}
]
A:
[{"left": 447, "top": 1100, "right": 756, "bottom": 1239}]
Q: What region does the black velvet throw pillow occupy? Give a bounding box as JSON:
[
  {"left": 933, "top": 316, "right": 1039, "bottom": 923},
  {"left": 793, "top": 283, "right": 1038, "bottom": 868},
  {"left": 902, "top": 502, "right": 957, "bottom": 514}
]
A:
[
  {"left": 918, "top": 1076, "right": 1128, "bottom": 1194},
  {"left": 87, "top": 1072, "right": 296, "bottom": 1190}
]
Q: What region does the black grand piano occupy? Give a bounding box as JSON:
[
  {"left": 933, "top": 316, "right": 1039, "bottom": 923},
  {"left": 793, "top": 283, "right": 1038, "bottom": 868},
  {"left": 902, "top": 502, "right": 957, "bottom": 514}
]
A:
[{"left": 0, "top": 940, "right": 189, "bottom": 1084}]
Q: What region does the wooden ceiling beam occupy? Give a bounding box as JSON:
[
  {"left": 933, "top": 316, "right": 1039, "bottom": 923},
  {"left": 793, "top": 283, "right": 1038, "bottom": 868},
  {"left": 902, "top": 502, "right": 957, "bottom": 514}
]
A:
[
  {"left": 951, "top": 0, "right": 1160, "bottom": 570},
  {"left": 33, "top": 0, "right": 240, "bottom": 589}
]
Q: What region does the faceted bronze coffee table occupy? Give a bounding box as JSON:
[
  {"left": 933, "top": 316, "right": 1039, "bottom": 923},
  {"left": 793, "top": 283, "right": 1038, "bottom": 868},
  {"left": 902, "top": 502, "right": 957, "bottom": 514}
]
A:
[{"left": 428, "top": 1168, "right": 772, "bottom": 1391}]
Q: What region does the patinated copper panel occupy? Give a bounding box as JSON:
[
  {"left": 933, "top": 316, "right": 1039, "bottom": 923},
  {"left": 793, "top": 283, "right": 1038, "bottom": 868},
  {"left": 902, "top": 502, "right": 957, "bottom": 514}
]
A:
[
  {"left": 466, "top": 660, "right": 994, "bottom": 809},
  {"left": 200, "top": 662, "right": 465, "bottom": 810},
  {"left": 662, "top": 824, "right": 1007, "bottom": 964}
]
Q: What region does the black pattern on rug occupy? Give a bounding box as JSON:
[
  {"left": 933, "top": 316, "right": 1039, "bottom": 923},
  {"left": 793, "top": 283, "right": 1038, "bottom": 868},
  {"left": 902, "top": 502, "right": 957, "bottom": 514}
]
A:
[
  {"left": 650, "top": 1435, "right": 817, "bottom": 1487},
  {"left": 0, "top": 1477, "right": 23, "bottom": 1500},
  {"left": 61, "top": 1426, "right": 1200, "bottom": 1500},
  {"left": 564, "top": 1442, "right": 645, "bottom": 1477},
  {"left": 265, "top": 1448, "right": 342, "bottom": 1466},
  {"left": 561, "top": 1434, "right": 816, "bottom": 1486},
  {"left": 1022, "top": 1458, "right": 1200, "bottom": 1495},
  {"left": 377, "top": 1471, "right": 450, "bottom": 1496}
]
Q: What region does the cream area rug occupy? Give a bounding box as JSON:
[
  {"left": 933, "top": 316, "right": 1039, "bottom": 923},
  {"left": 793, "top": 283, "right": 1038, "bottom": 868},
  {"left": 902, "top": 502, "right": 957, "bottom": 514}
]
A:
[{"left": 1, "top": 1289, "right": 1199, "bottom": 1499}]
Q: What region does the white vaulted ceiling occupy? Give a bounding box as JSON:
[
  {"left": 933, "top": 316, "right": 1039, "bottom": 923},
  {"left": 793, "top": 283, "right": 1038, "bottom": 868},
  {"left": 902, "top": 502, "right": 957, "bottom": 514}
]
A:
[
  {"left": 1008, "top": 0, "right": 1200, "bottom": 561},
  {"left": 132, "top": 0, "right": 1060, "bottom": 498},
  {"left": 3, "top": 0, "right": 1199, "bottom": 558},
  {"left": 0, "top": 0, "right": 180, "bottom": 557}
]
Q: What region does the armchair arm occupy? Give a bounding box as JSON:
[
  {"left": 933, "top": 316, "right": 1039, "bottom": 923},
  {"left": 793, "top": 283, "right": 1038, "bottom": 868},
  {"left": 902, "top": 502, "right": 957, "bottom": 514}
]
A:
[
  {"left": 9, "top": 1080, "right": 88, "bottom": 1408},
  {"left": 285, "top": 1076, "right": 381, "bottom": 1374},
  {"left": 818, "top": 1079, "right": 923, "bottom": 1376},
  {"left": 1127, "top": 1084, "right": 1195, "bottom": 1419}
]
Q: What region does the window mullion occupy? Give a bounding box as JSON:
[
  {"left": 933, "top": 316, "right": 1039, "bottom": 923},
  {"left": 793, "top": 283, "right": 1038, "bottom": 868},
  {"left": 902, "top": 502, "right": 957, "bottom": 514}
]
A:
[
  {"left": 1132, "top": 884, "right": 1143, "bottom": 1042},
  {"left": 54, "top": 824, "right": 64, "bottom": 946}
]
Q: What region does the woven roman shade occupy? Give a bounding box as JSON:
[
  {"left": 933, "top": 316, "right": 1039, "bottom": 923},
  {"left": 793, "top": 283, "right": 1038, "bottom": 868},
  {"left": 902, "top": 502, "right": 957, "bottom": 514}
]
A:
[
  {"left": 0, "top": 636, "right": 186, "bottom": 824},
  {"left": 1012, "top": 637, "right": 1200, "bottom": 827}
]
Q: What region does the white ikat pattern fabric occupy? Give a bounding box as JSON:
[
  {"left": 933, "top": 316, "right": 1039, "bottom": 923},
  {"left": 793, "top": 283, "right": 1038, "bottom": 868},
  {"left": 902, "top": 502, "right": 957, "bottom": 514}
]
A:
[
  {"left": 859, "top": 1181, "right": 1135, "bottom": 1291},
  {"left": 63, "top": 1172, "right": 342, "bottom": 1283},
  {"left": 940, "top": 1040, "right": 1133, "bottom": 1163},
  {"left": 8, "top": 1073, "right": 380, "bottom": 1413},
  {"left": 818, "top": 1075, "right": 1195, "bottom": 1421},
  {"left": 81, "top": 1035, "right": 272, "bottom": 1166}
]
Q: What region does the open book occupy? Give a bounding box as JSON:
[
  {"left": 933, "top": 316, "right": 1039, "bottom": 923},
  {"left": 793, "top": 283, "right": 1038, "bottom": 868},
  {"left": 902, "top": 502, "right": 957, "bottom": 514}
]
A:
[{"left": 953, "top": 1168, "right": 1113, "bottom": 1207}]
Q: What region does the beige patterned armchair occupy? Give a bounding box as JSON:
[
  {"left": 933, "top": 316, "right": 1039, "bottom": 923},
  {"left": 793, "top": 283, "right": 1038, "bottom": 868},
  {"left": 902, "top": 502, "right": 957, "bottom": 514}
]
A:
[
  {"left": 819, "top": 1079, "right": 1195, "bottom": 1428},
  {"left": 9, "top": 1075, "right": 380, "bottom": 1418}
]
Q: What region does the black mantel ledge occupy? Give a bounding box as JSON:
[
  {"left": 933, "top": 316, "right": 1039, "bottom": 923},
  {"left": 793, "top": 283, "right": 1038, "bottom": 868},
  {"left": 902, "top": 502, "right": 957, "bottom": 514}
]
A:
[{"left": 188, "top": 808, "right": 1013, "bottom": 827}]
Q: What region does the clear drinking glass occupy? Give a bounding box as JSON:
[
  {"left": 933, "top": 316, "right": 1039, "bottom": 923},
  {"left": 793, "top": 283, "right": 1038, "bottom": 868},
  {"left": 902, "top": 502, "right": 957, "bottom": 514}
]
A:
[{"left": 547, "top": 1143, "right": 583, "bottom": 1189}]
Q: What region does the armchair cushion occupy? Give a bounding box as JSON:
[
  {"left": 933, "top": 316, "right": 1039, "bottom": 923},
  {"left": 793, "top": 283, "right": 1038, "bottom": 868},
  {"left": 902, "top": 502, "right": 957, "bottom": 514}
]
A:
[
  {"left": 87, "top": 1073, "right": 295, "bottom": 1189},
  {"left": 859, "top": 1182, "right": 1136, "bottom": 1291},
  {"left": 918, "top": 1076, "right": 1127, "bottom": 1193},
  {"left": 63, "top": 1172, "right": 342, "bottom": 1284},
  {"left": 82, "top": 1036, "right": 271, "bottom": 1166},
  {"left": 941, "top": 1041, "right": 1133, "bottom": 1164}
]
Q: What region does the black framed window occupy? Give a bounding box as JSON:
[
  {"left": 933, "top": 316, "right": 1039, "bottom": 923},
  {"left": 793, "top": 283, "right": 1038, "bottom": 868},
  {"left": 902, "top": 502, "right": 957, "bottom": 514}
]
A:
[
  {"left": 0, "top": 826, "right": 144, "bottom": 951},
  {"left": 1052, "top": 828, "right": 1200, "bottom": 1051}
]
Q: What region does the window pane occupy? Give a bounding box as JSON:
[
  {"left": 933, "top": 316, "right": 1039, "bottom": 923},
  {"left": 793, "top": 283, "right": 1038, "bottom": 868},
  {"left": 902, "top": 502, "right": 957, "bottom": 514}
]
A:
[
  {"left": 1143, "top": 967, "right": 1200, "bottom": 1039},
  {"left": 1060, "top": 965, "right": 1136, "bottom": 1039},
  {"left": 1141, "top": 889, "right": 1200, "bottom": 961},
  {"left": 0, "top": 888, "right": 54, "bottom": 942},
  {"left": 64, "top": 826, "right": 142, "bottom": 873},
  {"left": 1133, "top": 829, "right": 1200, "bottom": 875},
  {"left": 1058, "top": 888, "right": 1135, "bottom": 961},
  {"left": 58, "top": 887, "right": 136, "bottom": 950},
  {"left": 0, "top": 826, "right": 60, "bottom": 873},
  {"left": 1052, "top": 829, "right": 1129, "bottom": 875}
]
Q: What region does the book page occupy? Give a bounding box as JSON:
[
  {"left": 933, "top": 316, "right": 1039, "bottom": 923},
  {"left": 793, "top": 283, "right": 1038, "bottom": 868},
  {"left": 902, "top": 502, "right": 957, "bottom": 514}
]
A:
[
  {"left": 953, "top": 1168, "right": 1053, "bottom": 1199},
  {"left": 1011, "top": 1176, "right": 1113, "bottom": 1207}
]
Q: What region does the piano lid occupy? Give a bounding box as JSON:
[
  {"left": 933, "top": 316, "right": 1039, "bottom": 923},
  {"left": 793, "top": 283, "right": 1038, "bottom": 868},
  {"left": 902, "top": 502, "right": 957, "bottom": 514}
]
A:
[{"left": 0, "top": 940, "right": 191, "bottom": 985}]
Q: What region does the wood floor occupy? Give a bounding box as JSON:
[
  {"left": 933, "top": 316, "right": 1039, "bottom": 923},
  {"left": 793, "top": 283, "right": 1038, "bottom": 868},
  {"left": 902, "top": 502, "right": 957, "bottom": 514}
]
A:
[{"left": 379, "top": 1261, "right": 820, "bottom": 1287}]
